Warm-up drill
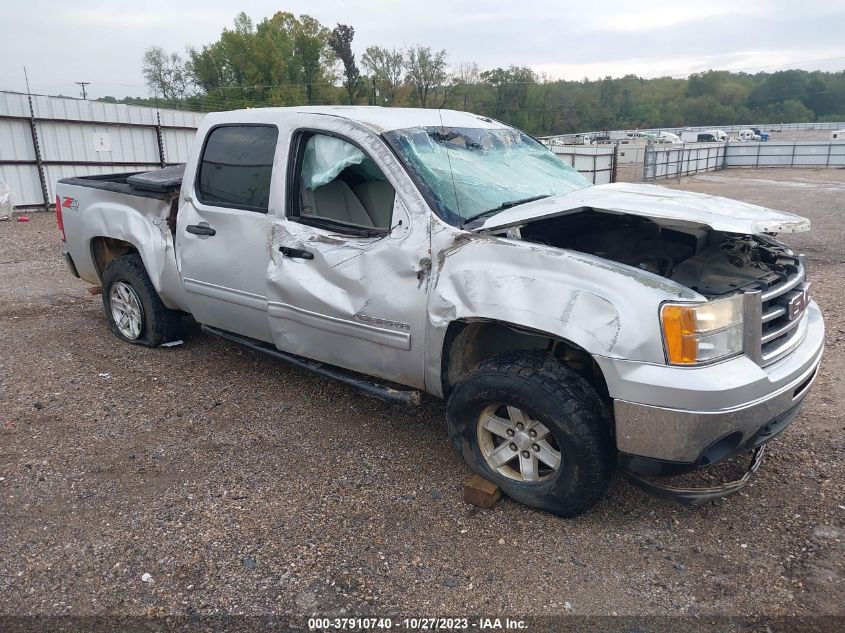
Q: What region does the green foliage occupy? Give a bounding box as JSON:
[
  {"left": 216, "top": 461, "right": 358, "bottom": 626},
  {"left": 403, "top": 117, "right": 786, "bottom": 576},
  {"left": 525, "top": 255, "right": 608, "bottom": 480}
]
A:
[
  {"left": 128, "top": 12, "right": 844, "bottom": 134},
  {"left": 142, "top": 46, "right": 188, "bottom": 102},
  {"left": 329, "top": 24, "right": 360, "bottom": 105},
  {"left": 404, "top": 46, "right": 448, "bottom": 108},
  {"left": 361, "top": 46, "right": 404, "bottom": 105}
]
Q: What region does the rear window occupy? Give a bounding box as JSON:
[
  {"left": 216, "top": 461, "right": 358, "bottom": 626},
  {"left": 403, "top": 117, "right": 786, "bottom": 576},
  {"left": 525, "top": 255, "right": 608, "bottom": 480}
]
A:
[{"left": 197, "top": 125, "right": 278, "bottom": 212}]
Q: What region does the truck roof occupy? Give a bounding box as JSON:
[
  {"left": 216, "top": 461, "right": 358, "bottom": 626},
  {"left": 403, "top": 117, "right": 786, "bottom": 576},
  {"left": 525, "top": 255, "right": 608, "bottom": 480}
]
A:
[{"left": 202, "top": 106, "right": 505, "bottom": 133}]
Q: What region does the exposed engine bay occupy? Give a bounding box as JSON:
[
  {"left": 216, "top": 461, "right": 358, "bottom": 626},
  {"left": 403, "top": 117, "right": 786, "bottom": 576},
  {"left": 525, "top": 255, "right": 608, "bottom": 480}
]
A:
[{"left": 518, "top": 210, "right": 800, "bottom": 298}]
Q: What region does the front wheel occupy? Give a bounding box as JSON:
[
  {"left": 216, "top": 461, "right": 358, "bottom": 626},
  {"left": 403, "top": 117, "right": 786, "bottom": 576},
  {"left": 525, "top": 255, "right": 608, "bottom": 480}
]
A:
[{"left": 447, "top": 351, "right": 614, "bottom": 517}]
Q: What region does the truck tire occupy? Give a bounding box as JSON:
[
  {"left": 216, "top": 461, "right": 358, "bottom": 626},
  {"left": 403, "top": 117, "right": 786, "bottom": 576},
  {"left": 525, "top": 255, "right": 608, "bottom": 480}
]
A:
[
  {"left": 446, "top": 351, "right": 614, "bottom": 517},
  {"left": 101, "top": 253, "right": 181, "bottom": 347}
]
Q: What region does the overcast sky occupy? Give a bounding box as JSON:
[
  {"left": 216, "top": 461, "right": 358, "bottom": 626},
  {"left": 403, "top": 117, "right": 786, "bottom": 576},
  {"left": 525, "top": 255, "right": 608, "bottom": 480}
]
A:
[{"left": 2, "top": 0, "right": 844, "bottom": 99}]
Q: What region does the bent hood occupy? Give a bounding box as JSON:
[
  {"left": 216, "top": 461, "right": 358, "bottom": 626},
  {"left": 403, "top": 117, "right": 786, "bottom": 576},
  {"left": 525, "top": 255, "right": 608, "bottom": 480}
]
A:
[{"left": 477, "top": 182, "right": 810, "bottom": 235}]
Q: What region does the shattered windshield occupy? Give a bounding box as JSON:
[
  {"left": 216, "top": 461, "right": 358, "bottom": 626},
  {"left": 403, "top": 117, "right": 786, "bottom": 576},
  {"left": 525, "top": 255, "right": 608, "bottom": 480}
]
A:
[{"left": 383, "top": 126, "right": 591, "bottom": 226}]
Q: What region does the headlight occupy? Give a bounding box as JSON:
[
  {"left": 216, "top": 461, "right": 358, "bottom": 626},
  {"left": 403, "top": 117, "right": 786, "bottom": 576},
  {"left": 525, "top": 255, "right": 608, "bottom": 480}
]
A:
[{"left": 660, "top": 294, "right": 744, "bottom": 365}]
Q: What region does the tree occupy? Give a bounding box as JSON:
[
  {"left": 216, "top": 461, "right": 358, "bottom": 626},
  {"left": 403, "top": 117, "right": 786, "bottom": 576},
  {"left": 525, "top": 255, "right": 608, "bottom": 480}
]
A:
[
  {"left": 404, "top": 46, "right": 448, "bottom": 108},
  {"left": 186, "top": 43, "right": 228, "bottom": 92},
  {"left": 480, "top": 66, "right": 536, "bottom": 125},
  {"left": 143, "top": 11, "right": 845, "bottom": 132},
  {"left": 142, "top": 46, "right": 188, "bottom": 102},
  {"left": 292, "top": 14, "right": 332, "bottom": 104},
  {"left": 183, "top": 11, "right": 339, "bottom": 108},
  {"left": 361, "top": 46, "right": 404, "bottom": 105},
  {"left": 453, "top": 62, "right": 480, "bottom": 110},
  {"left": 329, "top": 24, "right": 360, "bottom": 104}
]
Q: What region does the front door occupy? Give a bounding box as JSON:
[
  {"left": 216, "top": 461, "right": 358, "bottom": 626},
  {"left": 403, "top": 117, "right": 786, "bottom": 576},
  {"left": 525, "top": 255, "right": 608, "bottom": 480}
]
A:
[
  {"left": 265, "top": 126, "right": 430, "bottom": 389},
  {"left": 176, "top": 123, "right": 279, "bottom": 341}
]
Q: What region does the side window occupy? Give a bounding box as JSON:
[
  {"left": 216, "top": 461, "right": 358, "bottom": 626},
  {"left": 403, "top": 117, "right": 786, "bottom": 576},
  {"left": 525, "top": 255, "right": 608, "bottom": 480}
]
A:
[
  {"left": 197, "top": 125, "right": 278, "bottom": 212},
  {"left": 292, "top": 133, "right": 395, "bottom": 232}
]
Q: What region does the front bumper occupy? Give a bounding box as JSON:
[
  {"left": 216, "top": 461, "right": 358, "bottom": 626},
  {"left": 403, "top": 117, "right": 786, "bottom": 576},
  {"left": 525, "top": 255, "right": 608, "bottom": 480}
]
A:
[{"left": 595, "top": 302, "right": 824, "bottom": 474}]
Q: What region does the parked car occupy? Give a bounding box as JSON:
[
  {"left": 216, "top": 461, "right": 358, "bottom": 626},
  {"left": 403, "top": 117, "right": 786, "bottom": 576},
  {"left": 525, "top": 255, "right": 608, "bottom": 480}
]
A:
[
  {"left": 679, "top": 130, "right": 725, "bottom": 143},
  {"left": 703, "top": 129, "right": 728, "bottom": 141},
  {"left": 56, "top": 107, "right": 824, "bottom": 516},
  {"left": 737, "top": 129, "right": 760, "bottom": 142},
  {"left": 654, "top": 131, "right": 681, "bottom": 144},
  {"left": 751, "top": 127, "right": 770, "bottom": 141}
]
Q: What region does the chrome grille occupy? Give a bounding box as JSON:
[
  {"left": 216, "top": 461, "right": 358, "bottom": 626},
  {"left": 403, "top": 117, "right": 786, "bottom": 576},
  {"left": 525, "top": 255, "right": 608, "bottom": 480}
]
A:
[{"left": 745, "top": 257, "right": 809, "bottom": 366}]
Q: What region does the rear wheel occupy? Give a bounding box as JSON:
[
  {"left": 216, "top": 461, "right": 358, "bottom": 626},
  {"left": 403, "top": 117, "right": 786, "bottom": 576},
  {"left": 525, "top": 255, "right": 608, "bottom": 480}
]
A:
[
  {"left": 101, "top": 253, "right": 181, "bottom": 347},
  {"left": 447, "top": 351, "right": 614, "bottom": 517}
]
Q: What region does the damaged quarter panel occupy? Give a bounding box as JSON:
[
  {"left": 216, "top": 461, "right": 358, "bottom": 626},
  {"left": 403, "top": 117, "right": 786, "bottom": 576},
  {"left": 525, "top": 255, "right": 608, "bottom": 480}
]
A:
[
  {"left": 59, "top": 187, "right": 187, "bottom": 311},
  {"left": 424, "top": 214, "right": 701, "bottom": 397}
]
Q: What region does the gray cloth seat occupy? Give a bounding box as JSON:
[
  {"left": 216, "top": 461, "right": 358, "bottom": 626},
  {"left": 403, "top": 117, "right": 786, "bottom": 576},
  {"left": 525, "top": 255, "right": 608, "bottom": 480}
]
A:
[
  {"left": 354, "top": 181, "right": 395, "bottom": 229},
  {"left": 302, "top": 180, "right": 374, "bottom": 227}
]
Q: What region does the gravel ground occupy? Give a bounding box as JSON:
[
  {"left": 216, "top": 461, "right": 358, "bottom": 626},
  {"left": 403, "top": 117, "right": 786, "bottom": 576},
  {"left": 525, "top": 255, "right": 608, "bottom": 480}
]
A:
[{"left": 1, "top": 169, "right": 843, "bottom": 627}]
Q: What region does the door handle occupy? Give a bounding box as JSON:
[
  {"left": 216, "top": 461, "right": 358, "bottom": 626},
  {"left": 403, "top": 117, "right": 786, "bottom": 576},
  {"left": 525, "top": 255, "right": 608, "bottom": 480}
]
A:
[
  {"left": 186, "top": 224, "right": 216, "bottom": 236},
  {"left": 279, "top": 246, "right": 314, "bottom": 260}
]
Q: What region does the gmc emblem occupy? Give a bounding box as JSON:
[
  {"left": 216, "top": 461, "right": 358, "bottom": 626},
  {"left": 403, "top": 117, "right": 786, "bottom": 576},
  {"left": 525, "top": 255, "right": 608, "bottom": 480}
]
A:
[{"left": 787, "top": 284, "right": 810, "bottom": 320}]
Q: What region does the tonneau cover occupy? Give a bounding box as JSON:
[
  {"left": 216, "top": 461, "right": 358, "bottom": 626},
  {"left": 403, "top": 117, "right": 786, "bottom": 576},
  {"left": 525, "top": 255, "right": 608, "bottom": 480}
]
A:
[{"left": 126, "top": 164, "right": 185, "bottom": 193}]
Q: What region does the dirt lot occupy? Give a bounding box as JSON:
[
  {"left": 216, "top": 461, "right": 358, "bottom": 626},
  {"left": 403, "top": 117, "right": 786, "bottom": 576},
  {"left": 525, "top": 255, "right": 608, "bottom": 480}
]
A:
[
  {"left": 1, "top": 169, "right": 844, "bottom": 627},
  {"left": 770, "top": 129, "right": 841, "bottom": 142}
]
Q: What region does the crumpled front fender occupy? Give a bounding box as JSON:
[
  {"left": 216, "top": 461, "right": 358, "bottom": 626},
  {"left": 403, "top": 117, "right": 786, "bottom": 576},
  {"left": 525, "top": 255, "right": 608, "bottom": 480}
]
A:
[{"left": 423, "top": 218, "right": 700, "bottom": 396}]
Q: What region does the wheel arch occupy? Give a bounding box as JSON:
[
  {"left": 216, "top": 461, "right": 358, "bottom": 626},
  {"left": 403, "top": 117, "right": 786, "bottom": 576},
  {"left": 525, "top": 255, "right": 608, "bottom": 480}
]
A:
[
  {"left": 439, "top": 319, "right": 611, "bottom": 405},
  {"left": 90, "top": 236, "right": 139, "bottom": 280}
]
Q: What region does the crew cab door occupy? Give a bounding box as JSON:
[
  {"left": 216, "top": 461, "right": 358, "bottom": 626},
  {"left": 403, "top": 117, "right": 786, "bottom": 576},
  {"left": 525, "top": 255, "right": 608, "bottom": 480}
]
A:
[
  {"left": 176, "top": 123, "right": 279, "bottom": 341},
  {"left": 265, "top": 121, "right": 430, "bottom": 389}
]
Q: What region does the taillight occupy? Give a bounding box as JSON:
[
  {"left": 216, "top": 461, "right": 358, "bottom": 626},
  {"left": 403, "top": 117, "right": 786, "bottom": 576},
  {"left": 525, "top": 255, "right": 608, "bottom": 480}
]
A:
[{"left": 55, "top": 195, "right": 66, "bottom": 242}]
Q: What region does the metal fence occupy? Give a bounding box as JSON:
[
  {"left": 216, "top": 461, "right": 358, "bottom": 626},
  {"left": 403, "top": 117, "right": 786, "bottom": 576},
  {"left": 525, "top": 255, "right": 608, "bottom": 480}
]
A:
[
  {"left": 643, "top": 140, "right": 845, "bottom": 181},
  {"left": 724, "top": 140, "right": 845, "bottom": 168},
  {"left": 615, "top": 143, "right": 647, "bottom": 165},
  {"left": 0, "top": 91, "right": 205, "bottom": 207},
  {"left": 643, "top": 143, "right": 726, "bottom": 181},
  {"left": 655, "top": 122, "right": 845, "bottom": 134},
  {"left": 548, "top": 144, "right": 617, "bottom": 184},
  {"left": 542, "top": 121, "right": 845, "bottom": 145}
]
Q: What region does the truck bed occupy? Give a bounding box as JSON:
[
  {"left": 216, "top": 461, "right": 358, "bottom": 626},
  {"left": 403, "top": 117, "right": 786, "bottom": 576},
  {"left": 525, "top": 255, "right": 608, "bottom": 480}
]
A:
[{"left": 58, "top": 164, "right": 184, "bottom": 201}]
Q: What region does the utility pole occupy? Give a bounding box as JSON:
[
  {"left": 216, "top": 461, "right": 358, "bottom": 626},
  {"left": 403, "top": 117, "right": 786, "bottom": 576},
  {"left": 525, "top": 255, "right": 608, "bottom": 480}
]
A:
[{"left": 75, "top": 81, "right": 91, "bottom": 99}]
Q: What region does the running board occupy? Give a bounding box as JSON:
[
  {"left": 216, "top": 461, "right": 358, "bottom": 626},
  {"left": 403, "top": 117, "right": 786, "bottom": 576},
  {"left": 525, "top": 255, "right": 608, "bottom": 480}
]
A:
[{"left": 201, "top": 325, "right": 422, "bottom": 406}]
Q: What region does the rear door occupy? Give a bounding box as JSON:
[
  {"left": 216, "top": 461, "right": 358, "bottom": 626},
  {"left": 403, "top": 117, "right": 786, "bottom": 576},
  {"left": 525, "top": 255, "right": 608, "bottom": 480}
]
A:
[{"left": 176, "top": 124, "right": 279, "bottom": 341}]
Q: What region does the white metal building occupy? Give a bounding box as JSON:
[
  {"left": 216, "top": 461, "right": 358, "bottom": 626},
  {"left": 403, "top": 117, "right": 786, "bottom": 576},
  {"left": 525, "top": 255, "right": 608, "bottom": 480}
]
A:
[{"left": 0, "top": 91, "right": 205, "bottom": 207}]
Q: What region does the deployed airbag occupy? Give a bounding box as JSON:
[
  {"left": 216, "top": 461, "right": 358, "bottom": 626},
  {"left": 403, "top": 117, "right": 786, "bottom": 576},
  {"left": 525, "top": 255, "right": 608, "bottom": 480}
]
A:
[{"left": 303, "top": 135, "right": 365, "bottom": 189}]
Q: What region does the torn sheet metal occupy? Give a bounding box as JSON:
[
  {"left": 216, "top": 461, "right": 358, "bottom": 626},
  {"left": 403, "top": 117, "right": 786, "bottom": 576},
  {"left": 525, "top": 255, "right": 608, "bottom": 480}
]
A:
[
  {"left": 478, "top": 182, "right": 811, "bottom": 235},
  {"left": 622, "top": 447, "right": 765, "bottom": 506},
  {"left": 56, "top": 186, "right": 175, "bottom": 294},
  {"left": 423, "top": 214, "right": 702, "bottom": 396}
]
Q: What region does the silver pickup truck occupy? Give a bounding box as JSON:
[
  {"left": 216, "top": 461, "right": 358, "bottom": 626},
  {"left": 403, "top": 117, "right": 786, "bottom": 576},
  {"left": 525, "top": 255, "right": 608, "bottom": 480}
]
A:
[{"left": 56, "top": 107, "right": 824, "bottom": 516}]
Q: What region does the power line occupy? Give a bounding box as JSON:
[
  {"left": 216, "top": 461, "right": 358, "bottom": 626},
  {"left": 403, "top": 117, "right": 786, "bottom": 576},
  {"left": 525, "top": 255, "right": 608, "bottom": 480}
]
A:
[
  {"left": 75, "top": 81, "right": 91, "bottom": 100},
  {"left": 15, "top": 54, "right": 845, "bottom": 97}
]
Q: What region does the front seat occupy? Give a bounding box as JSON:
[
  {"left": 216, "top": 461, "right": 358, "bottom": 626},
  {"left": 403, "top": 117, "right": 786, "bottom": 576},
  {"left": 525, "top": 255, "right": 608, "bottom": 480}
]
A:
[
  {"left": 305, "top": 180, "right": 374, "bottom": 227},
  {"left": 354, "top": 181, "right": 395, "bottom": 229}
]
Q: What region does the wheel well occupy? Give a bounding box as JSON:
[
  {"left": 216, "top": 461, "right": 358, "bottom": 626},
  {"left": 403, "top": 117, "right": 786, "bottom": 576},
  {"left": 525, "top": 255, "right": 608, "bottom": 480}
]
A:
[
  {"left": 90, "top": 237, "right": 138, "bottom": 280},
  {"left": 441, "top": 320, "right": 610, "bottom": 402}
]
